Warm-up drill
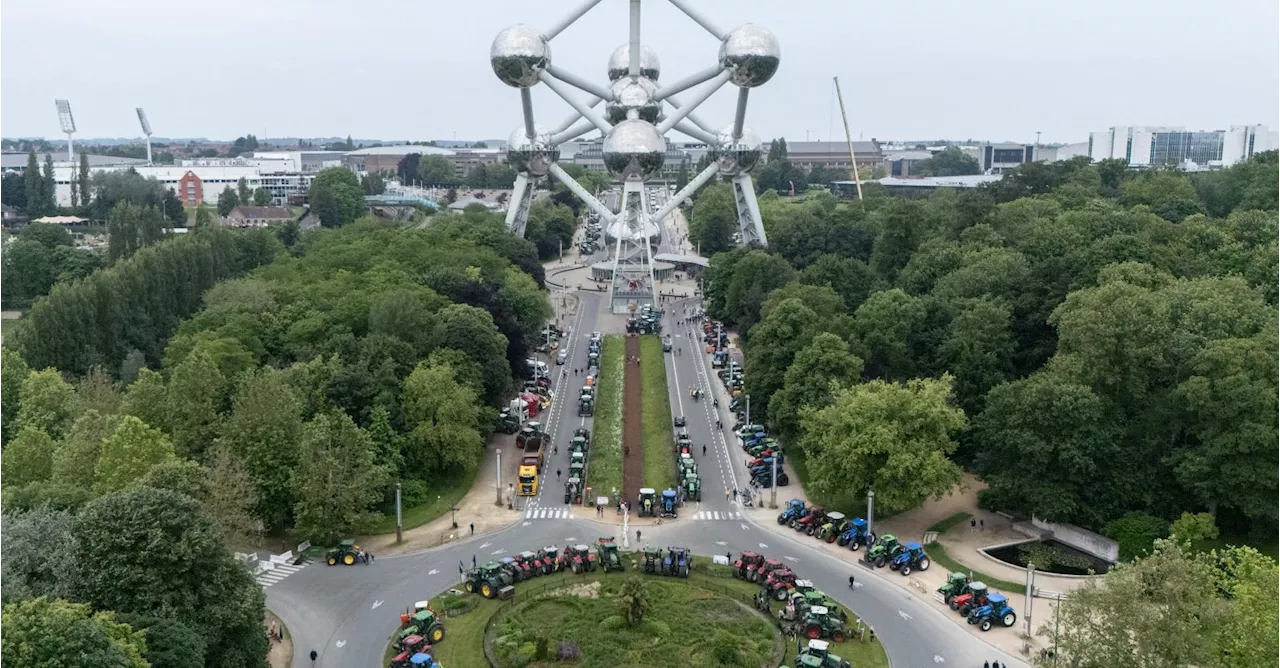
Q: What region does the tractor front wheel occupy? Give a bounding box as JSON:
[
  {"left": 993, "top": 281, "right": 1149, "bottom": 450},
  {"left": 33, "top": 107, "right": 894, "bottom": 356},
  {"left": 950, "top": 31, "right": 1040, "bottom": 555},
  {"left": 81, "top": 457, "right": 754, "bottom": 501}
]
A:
[
  {"left": 834, "top": 631, "right": 846, "bottom": 643},
  {"left": 825, "top": 533, "right": 836, "bottom": 544},
  {"left": 944, "top": 594, "right": 954, "bottom": 606},
  {"left": 917, "top": 558, "right": 930, "bottom": 571},
  {"left": 429, "top": 625, "right": 445, "bottom": 643},
  {"left": 773, "top": 587, "right": 788, "bottom": 601},
  {"left": 806, "top": 526, "right": 817, "bottom": 536},
  {"left": 849, "top": 541, "right": 861, "bottom": 552},
  {"left": 327, "top": 557, "right": 337, "bottom": 566},
  {"left": 980, "top": 619, "right": 992, "bottom": 632},
  {"left": 874, "top": 556, "right": 887, "bottom": 568},
  {"left": 901, "top": 565, "right": 912, "bottom": 576},
  {"left": 464, "top": 581, "right": 475, "bottom": 594}
]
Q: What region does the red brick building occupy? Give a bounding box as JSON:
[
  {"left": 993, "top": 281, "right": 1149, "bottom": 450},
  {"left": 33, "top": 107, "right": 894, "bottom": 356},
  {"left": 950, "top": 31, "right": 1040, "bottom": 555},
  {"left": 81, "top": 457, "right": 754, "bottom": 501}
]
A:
[{"left": 177, "top": 171, "right": 204, "bottom": 206}]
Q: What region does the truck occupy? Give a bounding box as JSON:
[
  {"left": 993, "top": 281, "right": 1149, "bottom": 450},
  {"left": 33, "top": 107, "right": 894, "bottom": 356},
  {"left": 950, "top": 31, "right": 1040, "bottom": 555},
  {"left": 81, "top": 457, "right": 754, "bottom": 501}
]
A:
[
  {"left": 518, "top": 462, "right": 539, "bottom": 496},
  {"left": 517, "top": 424, "right": 547, "bottom": 470}
]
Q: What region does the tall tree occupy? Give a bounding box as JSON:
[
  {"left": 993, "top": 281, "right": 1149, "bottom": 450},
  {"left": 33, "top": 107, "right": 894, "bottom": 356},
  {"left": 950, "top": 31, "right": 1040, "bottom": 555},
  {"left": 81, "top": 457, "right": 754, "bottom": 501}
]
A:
[
  {"left": 466, "top": 163, "right": 488, "bottom": 188},
  {"left": 401, "top": 360, "right": 485, "bottom": 477},
  {"left": 40, "top": 153, "right": 57, "bottom": 213},
  {"left": 24, "top": 151, "right": 44, "bottom": 216},
  {"left": 205, "top": 446, "right": 261, "bottom": 545},
  {"left": 800, "top": 376, "right": 966, "bottom": 513},
  {"left": 310, "top": 184, "right": 339, "bottom": 227},
  {"left": 1, "top": 347, "right": 31, "bottom": 445},
  {"left": 221, "top": 368, "right": 303, "bottom": 531},
  {"left": 162, "top": 187, "right": 185, "bottom": 226},
  {"left": 418, "top": 154, "right": 457, "bottom": 186},
  {"left": 16, "top": 368, "right": 77, "bottom": 439},
  {"left": 251, "top": 187, "right": 272, "bottom": 205},
  {"left": 52, "top": 410, "right": 119, "bottom": 486},
  {"left": 165, "top": 351, "right": 224, "bottom": 461},
  {"left": 0, "top": 508, "right": 79, "bottom": 604},
  {"left": 291, "top": 411, "right": 389, "bottom": 544},
  {"left": 2, "top": 426, "right": 57, "bottom": 487},
  {"left": 194, "top": 204, "right": 213, "bottom": 228},
  {"left": 307, "top": 167, "right": 364, "bottom": 226},
  {"left": 236, "top": 177, "right": 250, "bottom": 206},
  {"left": 360, "top": 173, "right": 386, "bottom": 195},
  {"left": 2, "top": 171, "right": 28, "bottom": 211},
  {"left": 93, "top": 415, "right": 176, "bottom": 493},
  {"left": 689, "top": 182, "right": 737, "bottom": 255},
  {"left": 397, "top": 153, "right": 422, "bottom": 185},
  {"left": 217, "top": 186, "right": 239, "bottom": 216},
  {"left": 912, "top": 146, "right": 981, "bottom": 177},
  {"left": 78, "top": 151, "right": 91, "bottom": 210},
  {"left": 120, "top": 368, "right": 169, "bottom": 434},
  {"left": 767, "top": 332, "right": 864, "bottom": 445},
  {"left": 71, "top": 486, "right": 269, "bottom": 668}
]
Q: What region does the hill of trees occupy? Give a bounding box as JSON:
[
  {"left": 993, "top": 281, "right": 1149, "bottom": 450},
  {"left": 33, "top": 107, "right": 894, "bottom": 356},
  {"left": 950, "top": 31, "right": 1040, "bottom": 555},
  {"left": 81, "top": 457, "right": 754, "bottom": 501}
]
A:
[{"left": 700, "top": 153, "right": 1277, "bottom": 545}]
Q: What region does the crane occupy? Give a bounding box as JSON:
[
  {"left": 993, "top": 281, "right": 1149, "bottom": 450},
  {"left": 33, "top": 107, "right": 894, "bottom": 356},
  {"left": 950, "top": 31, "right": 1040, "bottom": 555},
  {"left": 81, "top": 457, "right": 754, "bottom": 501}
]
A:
[{"left": 832, "top": 77, "right": 862, "bottom": 201}]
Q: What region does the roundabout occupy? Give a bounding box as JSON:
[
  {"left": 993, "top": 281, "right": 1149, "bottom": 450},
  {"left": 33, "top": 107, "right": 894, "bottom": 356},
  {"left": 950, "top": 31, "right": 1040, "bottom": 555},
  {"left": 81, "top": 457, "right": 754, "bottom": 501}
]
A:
[{"left": 385, "top": 557, "right": 889, "bottom": 668}]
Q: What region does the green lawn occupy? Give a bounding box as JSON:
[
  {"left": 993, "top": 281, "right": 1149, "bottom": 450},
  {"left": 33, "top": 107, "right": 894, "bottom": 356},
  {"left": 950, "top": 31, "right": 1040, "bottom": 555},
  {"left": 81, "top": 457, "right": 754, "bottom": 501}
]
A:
[
  {"left": 929, "top": 511, "right": 973, "bottom": 535},
  {"left": 924, "top": 542, "right": 1024, "bottom": 592},
  {"left": 639, "top": 336, "right": 676, "bottom": 491},
  {"left": 586, "top": 335, "right": 625, "bottom": 501},
  {"left": 369, "top": 470, "right": 476, "bottom": 536}
]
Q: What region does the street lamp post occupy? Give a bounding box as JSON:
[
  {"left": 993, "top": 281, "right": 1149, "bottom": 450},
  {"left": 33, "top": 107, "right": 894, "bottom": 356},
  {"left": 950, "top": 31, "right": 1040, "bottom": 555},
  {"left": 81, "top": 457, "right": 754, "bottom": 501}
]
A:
[
  {"left": 866, "top": 490, "right": 876, "bottom": 541},
  {"left": 451, "top": 505, "right": 460, "bottom": 529},
  {"left": 1024, "top": 563, "right": 1037, "bottom": 655},
  {"left": 395, "top": 482, "right": 403, "bottom": 543},
  {"left": 495, "top": 449, "right": 503, "bottom": 505}
]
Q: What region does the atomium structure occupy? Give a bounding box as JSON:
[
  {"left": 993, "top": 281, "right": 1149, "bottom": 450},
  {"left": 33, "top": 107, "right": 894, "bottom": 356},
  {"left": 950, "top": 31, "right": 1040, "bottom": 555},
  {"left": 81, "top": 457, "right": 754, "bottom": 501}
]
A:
[{"left": 492, "top": 0, "right": 779, "bottom": 313}]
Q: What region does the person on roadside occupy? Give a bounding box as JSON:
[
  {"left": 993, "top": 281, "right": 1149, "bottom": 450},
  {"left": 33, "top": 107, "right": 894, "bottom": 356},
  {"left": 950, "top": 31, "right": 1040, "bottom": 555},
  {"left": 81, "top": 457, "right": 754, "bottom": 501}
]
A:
[
  {"left": 702, "top": 444, "right": 707, "bottom": 456},
  {"left": 848, "top": 575, "right": 856, "bottom": 589},
  {"left": 636, "top": 529, "right": 641, "bottom": 543},
  {"left": 557, "top": 468, "right": 562, "bottom": 480},
  {"left": 310, "top": 650, "right": 318, "bottom": 663}
]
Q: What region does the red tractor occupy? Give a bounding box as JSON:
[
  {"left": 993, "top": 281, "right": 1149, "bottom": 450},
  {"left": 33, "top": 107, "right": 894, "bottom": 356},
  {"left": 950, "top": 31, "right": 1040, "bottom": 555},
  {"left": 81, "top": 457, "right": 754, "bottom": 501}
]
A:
[
  {"left": 950, "top": 581, "right": 990, "bottom": 617},
  {"left": 794, "top": 507, "right": 828, "bottom": 536},
  {"left": 764, "top": 567, "right": 798, "bottom": 600},
  {"left": 734, "top": 552, "right": 764, "bottom": 580},
  {"left": 754, "top": 558, "right": 786, "bottom": 584},
  {"left": 512, "top": 552, "right": 541, "bottom": 578},
  {"left": 540, "top": 547, "right": 563, "bottom": 574},
  {"left": 566, "top": 544, "right": 596, "bottom": 573}
]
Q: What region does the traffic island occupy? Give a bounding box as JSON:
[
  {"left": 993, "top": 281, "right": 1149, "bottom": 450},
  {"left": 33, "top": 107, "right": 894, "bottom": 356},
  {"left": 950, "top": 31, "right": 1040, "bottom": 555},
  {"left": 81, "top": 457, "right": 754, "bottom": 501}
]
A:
[
  {"left": 384, "top": 557, "right": 889, "bottom": 668},
  {"left": 638, "top": 335, "right": 677, "bottom": 493},
  {"left": 620, "top": 336, "right": 645, "bottom": 506},
  {"left": 585, "top": 335, "right": 625, "bottom": 507}
]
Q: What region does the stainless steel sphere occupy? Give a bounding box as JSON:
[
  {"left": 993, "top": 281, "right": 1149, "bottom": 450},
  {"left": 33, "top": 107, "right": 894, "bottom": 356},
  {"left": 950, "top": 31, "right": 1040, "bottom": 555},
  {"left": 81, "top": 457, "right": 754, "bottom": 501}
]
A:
[
  {"left": 491, "top": 25, "right": 550, "bottom": 88},
  {"left": 506, "top": 125, "right": 559, "bottom": 177},
  {"left": 712, "top": 125, "right": 763, "bottom": 176},
  {"left": 607, "top": 44, "right": 660, "bottom": 81},
  {"left": 718, "top": 24, "right": 780, "bottom": 88},
  {"left": 602, "top": 120, "right": 666, "bottom": 181},
  {"left": 605, "top": 77, "right": 661, "bottom": 124}
]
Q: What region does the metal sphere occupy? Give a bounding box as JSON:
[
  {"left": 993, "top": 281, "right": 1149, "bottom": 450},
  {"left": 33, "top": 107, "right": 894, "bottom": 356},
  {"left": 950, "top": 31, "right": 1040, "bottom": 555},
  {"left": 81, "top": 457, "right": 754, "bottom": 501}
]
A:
[
  {"left": 506, "top": 125, "right": 559, "bottom": 177},
  {"left": 712, "top": 125, "right": 763, "bottom": 176},
  {"left": 602, "top": 119, "right": 666, "bottom": 181},
  {"left": 607, "top": 44, "right": 660, "bottom": 81},
  {"left": 605, "top": 77, "right": 661, "bottom": 124},
  {"left": 491, "top": 25, "right": 550, "bottom": 88},
  {"left": 718, "top": 24, "right": 780, "bottom": 88}
]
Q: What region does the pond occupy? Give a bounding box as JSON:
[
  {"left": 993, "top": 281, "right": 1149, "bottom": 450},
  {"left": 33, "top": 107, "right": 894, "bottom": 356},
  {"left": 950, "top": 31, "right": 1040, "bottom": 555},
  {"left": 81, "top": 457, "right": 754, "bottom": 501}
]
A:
[{"left": 983, "top": 539, "right": 1112, "bottom": 576}]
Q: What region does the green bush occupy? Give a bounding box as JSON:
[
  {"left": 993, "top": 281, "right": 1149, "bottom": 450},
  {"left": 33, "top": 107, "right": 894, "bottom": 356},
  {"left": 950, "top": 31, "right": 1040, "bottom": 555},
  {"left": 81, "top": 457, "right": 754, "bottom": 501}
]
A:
[
  {"left": 712, "top": 630, "right": 741, "bottom": 666},
  {"left": 1104, "top": 511, "right": 1170, "bottom": 562},
  {"left": 599, "top": 615, "right": 625, "bottom": 631}
]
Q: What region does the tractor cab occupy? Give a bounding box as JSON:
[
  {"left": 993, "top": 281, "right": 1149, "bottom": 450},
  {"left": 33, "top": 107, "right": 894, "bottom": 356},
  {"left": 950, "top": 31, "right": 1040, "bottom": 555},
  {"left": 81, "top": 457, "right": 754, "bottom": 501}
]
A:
[
  {"left": 817, "top": 511, "right": 848, "bottom": 543},
  {"left": 837, "top": 517, "right": 874, "bottom": 550},
  {"left": 568, "top": 461, "right": 585, "bottom": 480},
  {"left": 408, "top": 653, "right": 441, "bottom": 668},
  {"left": 659, "top": 489, "right": 679, "bottom": 518},
  {"left": 937, "top": 571, "right": 971, "bottom": 605},
  {"left": 735, "top": 551, "right": 764, "bottom": 579},
  {"left": 801, "top": 606, "right": 847, "bottom": 643},
  {"left": 682, "top": 473, "right": 701, "bottom": 502},
  {"left": 573, "top": 427, "right": 591, "bottom": 443},
  {"left": 570, "top": 451, "right": 585, "bottom": 468},
  {"left": 399, "top": 609, "right": 445, "bottom": 645},
  {"left": 464, "top": 562, "right": 507, "bottom": 598},
  {"left": 567, "top": 544, "right": 596, "bottom": 573},
  {"left": 796, "top": 638, "right": 850, "bottom": 668},
  {"left": 952, "top": 581, "right": 990, "bottom": 616},
  {"left": 495, "top": 409, "right": 520, "bottom": 434},
  {"left": 326, "top": 539, "right": 365, "bottom": 566},
  {"left": 889, "top": 541, "right": 930, "bottom": 576},
  {"left": 664, "top": 546, "right": 691, "bottom": 577},
  {"left": 564, "top": 476, "right": 583, "bottom": 504},
  {"left": 541, "top": 546, "right": 563, "bottom": 573},
  {"left": 596, "top": 539, "right": 624, "bottom": 572},
  {"left": 757, "top": 558, "right": 785, "bottom": 583},
  {"left": 638, "top": 488, "right": 657, "bottom": 517},
  {"left": 777, "top": 499, "right": 807, "bottom": 525},
  {"left": 570, "top": 436, "right": 588, "bottom": 453},
  {"left": 498, "top": 557, "right": 526, "bottom": 582},
  {"left": 795, "top": 507, "right": 828, "bottom": 535},
  {"left": 867, "top": 533, "right": 904, "bottom": 568},
  {"left": 642, "top": 546, "right": 663, "bottom": 573},
  {"left": 675, "top": 427, "right": 691, "bottom": 442},
  {"left": 516, "top": 551, "right": 543, "bottom": 576}
]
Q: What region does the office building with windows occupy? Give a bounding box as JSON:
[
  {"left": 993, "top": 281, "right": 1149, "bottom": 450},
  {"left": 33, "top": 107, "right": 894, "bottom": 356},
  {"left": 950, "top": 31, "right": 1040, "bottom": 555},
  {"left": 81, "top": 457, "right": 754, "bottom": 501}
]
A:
[{"left": 1088, "top": 125, "right": 1276, "bottom": 169}]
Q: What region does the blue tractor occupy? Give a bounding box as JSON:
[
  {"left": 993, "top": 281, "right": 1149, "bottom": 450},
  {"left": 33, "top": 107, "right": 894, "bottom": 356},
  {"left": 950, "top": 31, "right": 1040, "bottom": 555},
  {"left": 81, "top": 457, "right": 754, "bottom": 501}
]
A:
[
  {"left": 836, "top": 517, "right": 876, "bottom": 550},
  {"left": 966, "top": 592, "right": 1017, "bottom": 632},
  {"left": 777, "top": 499, "right": 807, "bottom": 525},
  {"left": 889, "top": 541, "right": 931, "bottom": 576},
  {"left": 663, "top": 546, "right": 691, "bottom": 578},
  {"left": 743, "top": 431, "right": 769, "bottom": 450},
  {"left": 659, "top": 489, "right": 679, "bottom": 518}
]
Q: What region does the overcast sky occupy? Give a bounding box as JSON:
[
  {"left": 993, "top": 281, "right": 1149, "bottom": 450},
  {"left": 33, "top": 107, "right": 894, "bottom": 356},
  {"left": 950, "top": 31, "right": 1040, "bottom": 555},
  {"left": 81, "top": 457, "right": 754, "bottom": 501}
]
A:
[{"left": 3, "top": 0, "right": 1277, "bottom": 144}]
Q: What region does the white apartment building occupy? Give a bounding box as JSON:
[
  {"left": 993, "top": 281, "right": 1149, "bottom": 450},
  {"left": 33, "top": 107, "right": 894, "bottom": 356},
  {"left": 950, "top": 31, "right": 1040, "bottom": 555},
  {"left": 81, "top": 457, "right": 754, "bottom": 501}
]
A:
[{"left": 1088, "top": 125, "right": 1277, "bottom": 169}]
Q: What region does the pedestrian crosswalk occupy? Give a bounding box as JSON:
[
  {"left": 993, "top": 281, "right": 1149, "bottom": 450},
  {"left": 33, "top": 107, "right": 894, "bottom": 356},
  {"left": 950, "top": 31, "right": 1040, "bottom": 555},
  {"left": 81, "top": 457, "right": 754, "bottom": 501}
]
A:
[
  {"left": 692, "top": 510, "right": 743, "bottom": 521},
  {"left": 524, "top": 506, "right": 573, "bottom": 520},
  {"left": 255, "top": 562, "right": 307, "bottom": 588}
]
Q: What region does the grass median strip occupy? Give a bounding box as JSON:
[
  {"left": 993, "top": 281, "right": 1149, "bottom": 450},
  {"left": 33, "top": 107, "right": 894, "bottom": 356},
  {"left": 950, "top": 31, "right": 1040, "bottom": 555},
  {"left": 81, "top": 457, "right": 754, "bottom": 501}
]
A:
[
  {"left": 586, "top": 335, "right": 625, "bottom": 502},
  {"left": 639, "top": 336, "right": 677, "bottom": 491}
]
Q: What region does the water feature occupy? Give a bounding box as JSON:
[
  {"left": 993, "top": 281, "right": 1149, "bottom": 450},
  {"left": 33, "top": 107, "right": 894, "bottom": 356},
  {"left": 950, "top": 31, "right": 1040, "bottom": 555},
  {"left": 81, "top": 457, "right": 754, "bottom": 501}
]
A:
[{"left": 983, "top": 539, "right": 1112, "bottom": 576}]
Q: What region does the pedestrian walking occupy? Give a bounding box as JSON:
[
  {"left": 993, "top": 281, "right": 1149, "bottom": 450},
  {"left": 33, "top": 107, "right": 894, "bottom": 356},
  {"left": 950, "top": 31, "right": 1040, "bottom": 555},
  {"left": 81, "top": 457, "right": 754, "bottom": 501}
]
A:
[
  {"left": 310, "top": 650, "right": 318, "bottom": 663},
  {"left": 725, "top": 487, "right": 730, "bottom": 501},
  {"left": 636, "top": 529, "right": 641, "bottom": 543},
  {"left": 970, "top": 518, "right": 977, "bottom": 532},
  {"left": 369, "top": 551, "right": 375, "bottom": 563},
  {"left": 473, "top": 554, "right": 477, "bottom": 568},
  {"left": 984, "top": 662, "right": 990, "bottom": 668},
  {"left": 980, "top": 519, "right": 985, "bottom": 531}
]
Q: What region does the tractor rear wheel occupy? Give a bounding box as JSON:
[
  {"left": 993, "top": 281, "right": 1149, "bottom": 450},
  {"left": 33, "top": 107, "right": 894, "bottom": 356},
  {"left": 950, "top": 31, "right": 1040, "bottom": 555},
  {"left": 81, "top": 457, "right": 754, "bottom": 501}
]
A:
[
  {"left": 944, "top": 594, "right": 954, "bottom": 606},
  {"left": 572, "top": 563, "right": 581, "bottom": 574},
  {"left": 343, "top": 554, "right": 355, "bottom": 565},
  {"left": 773, "top": 587, "right": 788, "bottom": 601},
  {"left": 834, "top": 631, "right": 846, "bottom": 643},
  {"left": 1002, "top": 612, "right": 1017, "bottom": 627},
  {"left": 481, "top": 583, "right": 494, "bottom": 599},
  {"left": 806, "top": 624, "right": 821, "bottom": 639},
  {"left": 825, "top": 533, "right": 836, "bottom": 544},
  {"left": 874, "top": 556, "right": 887, "bottom": 568},
  {"left": 836, "top": 536, "right": 848, "bottom": 546},
  {"left": 429, "top": 625, "right": 445, "bottom": 643}
]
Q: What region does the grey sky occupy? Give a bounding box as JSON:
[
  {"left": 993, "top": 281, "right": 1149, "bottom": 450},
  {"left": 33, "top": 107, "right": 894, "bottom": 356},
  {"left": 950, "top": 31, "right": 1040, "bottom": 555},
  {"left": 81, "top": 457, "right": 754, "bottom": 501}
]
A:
[{"left": 3, "top": 0, "right": 1277, "bottom": 144}]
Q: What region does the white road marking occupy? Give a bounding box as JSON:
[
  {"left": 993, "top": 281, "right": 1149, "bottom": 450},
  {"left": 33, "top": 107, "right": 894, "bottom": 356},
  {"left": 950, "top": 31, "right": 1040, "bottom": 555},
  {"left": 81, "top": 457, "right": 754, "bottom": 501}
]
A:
[
  {"left": 372, "top": 600, "right": 383, "bottom": 609},
  {"left": 759, "top": 542, "right": 768, "bottom": 549},
  {"left": 480, "top": 542, "right": 493, "bottom": 549},
  {"left": 522, "top": 521, "right": 532, "bottom": 526},
  {"left": 783, "top": 556, "right": 799, "bottom": 562},
  {"left": 715, "top": 541, "right": 727, "bottom": 546},
  {"left": 934, "top": 656, "right": 946, "bottom": 663},
  {"left": 740, "top": 523, "right": 749, "bottom": 531},
  {"left": 491, "top": 548, "right": 506, "bottom": 555},
  {"left": 427, "top": 569, "right": 439, "bottom": 576},
  {"left": 898, "top": 610, "right": 913, "bottom": 621},
  {"left": 336, "top": 641, "right": 346, "bottom": 648}
]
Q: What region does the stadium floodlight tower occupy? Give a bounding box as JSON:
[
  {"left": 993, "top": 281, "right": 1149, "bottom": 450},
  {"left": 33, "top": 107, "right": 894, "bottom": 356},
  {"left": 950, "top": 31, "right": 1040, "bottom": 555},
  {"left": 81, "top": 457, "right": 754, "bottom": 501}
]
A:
[
  {"left": 55, "top": 99, "right": 77, "bottom": 161},
  {"left": 136, "top": 108, "right": 154, "bottom": 164},
  {"left": 491, "top": 0, "right": 779, "bottom": 314}
]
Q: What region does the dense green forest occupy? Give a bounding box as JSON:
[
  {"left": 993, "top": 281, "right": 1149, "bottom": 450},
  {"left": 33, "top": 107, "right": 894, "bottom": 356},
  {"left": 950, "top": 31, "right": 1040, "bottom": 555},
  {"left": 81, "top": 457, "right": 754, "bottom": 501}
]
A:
[
  {"left": 699, "top": 152, "right": 1278, "bottom": 547},
  {"left": 2, "top": 210, "right": 554, "bottom": 668}
]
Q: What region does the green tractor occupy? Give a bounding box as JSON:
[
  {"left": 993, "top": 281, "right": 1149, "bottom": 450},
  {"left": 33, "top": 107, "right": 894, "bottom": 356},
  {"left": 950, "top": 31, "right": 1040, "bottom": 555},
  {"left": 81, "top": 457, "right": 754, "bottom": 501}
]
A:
[
  {"left": 641, "top": 546, "right": 663, "bottom": 574},
  {"left": 564, "top": 476, "right": 583, "bottom": 504},
  {"left": 637, "top": 488, "right": 658, "bottom": 517},
  {"left": 463, "top": 562, "right": 506, "bottom": 599},
  {"left": 568, "top": 461, "right": 585, "bottom": 481},
  {"left": 816, "top": 512, "right": 848, "bottom": 543},
  {"left": 596, "top": 538, "right": 625, "bottom": 572},
  {"left": 573, "top": 427, "right": 592, "bottom": 446},
  {"left": 937, "top": 571, "right": 972, "bottom": 607},
  {"left": 865, "top": 534, "right": 904, "bottom": 568},
  {"left": 800, "top": 606, "right": 847, "bottom": 643},
  {"left": 325, "top": 539, "right": 364, "bottom": 566},
  {"left": 795, "top": 639, "right": 850, "bottom": 668},
  {"left": 682, "top": 473, "right": 701, "bottom": 502},
  {"left": 494, "top": 408, "right": 520, "bottom": 434},
  {"left": 570, "top": 435, "right": 589, "bottom": 454},
  {"left": 578, "top": 395, "right": 594, "bottom": 417},
  {"left": 396, "top": 608, "right": 446, "bottom": 646}
]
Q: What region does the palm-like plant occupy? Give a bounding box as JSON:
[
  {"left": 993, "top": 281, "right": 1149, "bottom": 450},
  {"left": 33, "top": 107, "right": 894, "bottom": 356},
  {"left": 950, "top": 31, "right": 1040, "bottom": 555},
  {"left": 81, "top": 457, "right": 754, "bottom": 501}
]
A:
[{"left": 617, "top": 576, "right": 652, "bottom": 626}]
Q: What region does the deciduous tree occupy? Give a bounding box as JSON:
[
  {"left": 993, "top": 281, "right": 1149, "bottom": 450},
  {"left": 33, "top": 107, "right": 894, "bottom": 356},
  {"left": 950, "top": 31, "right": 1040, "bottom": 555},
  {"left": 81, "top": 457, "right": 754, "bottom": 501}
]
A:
[
  {"left": 401, "top": 360, "right": 485, "bottom": 477},
  {"left": 217, "top": 186, "right": 239, "bottom": 216},
  {"left": 93, "top": 415, "right": 175, "bottom": 493},
  {"left": 2, "top": 426, "right": 56, "bottom": 487},
  {"left": 0, "top": 508, "right": 79, "bottom": 604},
  {"left": 1, "top": 598, "right": 148, "bottom": 668},
  {"left": 17, "top": 368, "right": 76, "bottom": 439},
  {"left": 767, "top": 332, "right": 864, "bottom": 445},
  {"left": 205, "top": 446, "right": 261, "bottom": 545},
  {"left": 1, "top": 347, "right": 30, "bottom": 445},
  {"left": 291, "top": 411, "right": 388, "bottom": 544},
  {"left": 221, "top": 368, "right": 303, "bottom": 531},
  {"left": 165, "top": 352, "right": 224, "bottom": 460}
]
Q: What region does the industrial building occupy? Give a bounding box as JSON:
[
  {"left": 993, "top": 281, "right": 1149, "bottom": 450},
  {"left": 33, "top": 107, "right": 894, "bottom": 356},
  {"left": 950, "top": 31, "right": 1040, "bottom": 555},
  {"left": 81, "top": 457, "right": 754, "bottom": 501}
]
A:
[
  {"left": 784, "top": 140, "right": 887, "bottom": 175},
  {"left": 1088, "top": 125, "right": 1277, "bottom": 169}
]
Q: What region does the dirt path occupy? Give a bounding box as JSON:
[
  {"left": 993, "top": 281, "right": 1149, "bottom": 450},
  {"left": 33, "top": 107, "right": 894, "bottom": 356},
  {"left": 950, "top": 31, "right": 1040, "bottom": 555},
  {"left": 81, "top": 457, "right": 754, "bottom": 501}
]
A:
[{"left": 622, "top": 336, "right": 644, "bottom": 504}]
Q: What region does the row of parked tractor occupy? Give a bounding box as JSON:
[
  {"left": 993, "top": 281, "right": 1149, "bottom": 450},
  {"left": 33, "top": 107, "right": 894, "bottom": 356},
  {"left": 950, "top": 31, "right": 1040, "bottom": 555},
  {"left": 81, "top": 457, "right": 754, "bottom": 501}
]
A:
[
  {"left": 735, "top": 424, "right": 790, "bottom": 487},
  {"left": 777, "top": 500, "right": 1020, "bottom": 633},
  {"left": 731, "top": 551, "right": 853, "bottom": 668},
  {"left": 563, "top": 331, "right": 604, "bottom": 504},
  {"left": 461, "top": 538, "right": 628, "bottom": 599},
  {"left": 389, "top": 602, "right": 446, "bottom": 667}
]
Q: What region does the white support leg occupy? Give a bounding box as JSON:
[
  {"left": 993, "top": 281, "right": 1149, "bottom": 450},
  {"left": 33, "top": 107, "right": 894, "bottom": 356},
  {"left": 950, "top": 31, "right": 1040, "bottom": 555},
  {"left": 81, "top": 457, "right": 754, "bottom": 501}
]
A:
[
  {"left": 505, "top": 172, "right": 536, "bottom": 237},
  {"left": 609, "top": 179, "right": 658, "bottom": 314},
  {"left": 731, "top": 173, "right": 768, "bottom": 247}
]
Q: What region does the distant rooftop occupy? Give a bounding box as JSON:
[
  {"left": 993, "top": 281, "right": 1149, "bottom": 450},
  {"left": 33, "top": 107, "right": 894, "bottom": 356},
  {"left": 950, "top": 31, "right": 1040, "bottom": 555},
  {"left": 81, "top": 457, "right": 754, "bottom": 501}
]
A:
[
  {"left": 868, "top": 174, "right": 1004, "bottom": 188},
  {"left": 786, "top": 140, "right": 882, "bottom": 155},
  {"left": 2, "top": 152, "right": 147, "bottom": 170},
  {"left": 346, "top": 145, "right": 455, "bottom": 157}
]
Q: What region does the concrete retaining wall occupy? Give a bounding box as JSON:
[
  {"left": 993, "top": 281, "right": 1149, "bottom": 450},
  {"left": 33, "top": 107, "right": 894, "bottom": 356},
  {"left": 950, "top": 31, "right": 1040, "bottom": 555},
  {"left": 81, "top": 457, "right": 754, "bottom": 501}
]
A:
[{"left": 1032, "top": 516, "right": 1119, "bottom": 563}]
